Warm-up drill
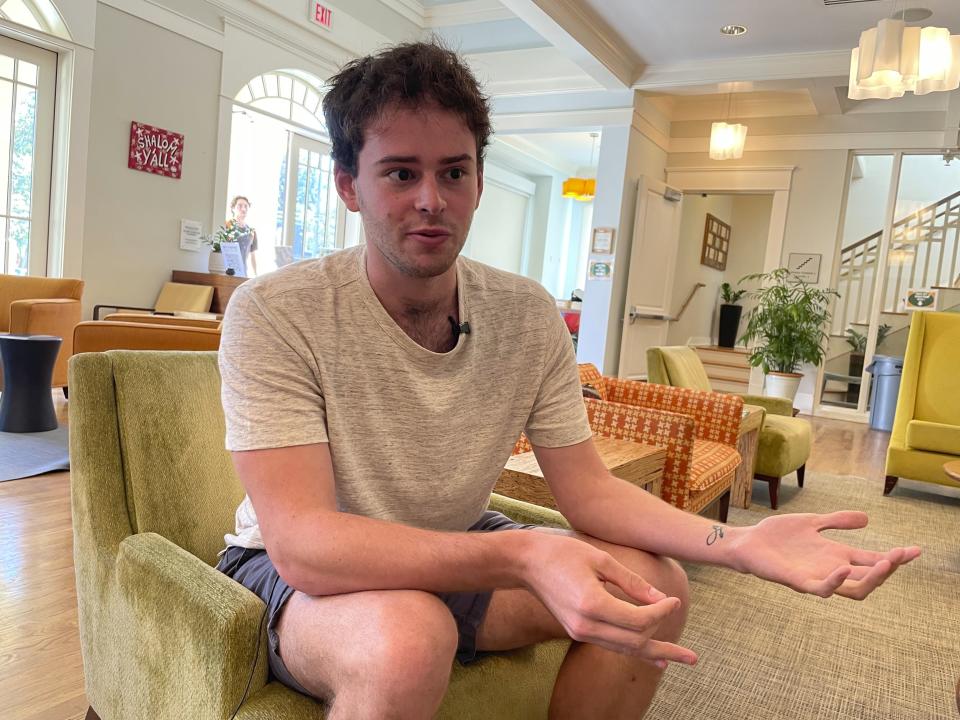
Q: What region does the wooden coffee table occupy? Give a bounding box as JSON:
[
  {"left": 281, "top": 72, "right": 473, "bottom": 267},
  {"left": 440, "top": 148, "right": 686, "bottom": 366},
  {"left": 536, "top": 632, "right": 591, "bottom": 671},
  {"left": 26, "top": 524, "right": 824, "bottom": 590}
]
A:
[
  {"left": 731, "top": 404, "right": 765, "bottom": 508},
  {"left": 495, "top": 436, "right": 666, "bottom": 511},
  {"left": 944, "top": 461, "right": 960, "bottom": 484}
]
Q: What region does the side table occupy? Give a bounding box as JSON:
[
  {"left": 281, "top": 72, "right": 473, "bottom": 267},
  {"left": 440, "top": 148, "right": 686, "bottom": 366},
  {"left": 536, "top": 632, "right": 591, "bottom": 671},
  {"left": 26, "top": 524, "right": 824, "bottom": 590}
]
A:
[
  {"left": 731, "top": 404, "right": 765, "bottom": 508},
  {"left": 0, "top": 335, "right": 62, "bottom": 432},
  {"left": 496, "top": 436, "right": 666, "bottom": 511}
]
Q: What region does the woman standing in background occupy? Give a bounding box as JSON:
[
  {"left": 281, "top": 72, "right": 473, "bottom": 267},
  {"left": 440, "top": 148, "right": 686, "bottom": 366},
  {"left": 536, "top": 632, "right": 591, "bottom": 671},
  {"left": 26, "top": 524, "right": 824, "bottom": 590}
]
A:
[{"left": 228, "top": 195, "right": 258, "bottom": 277}]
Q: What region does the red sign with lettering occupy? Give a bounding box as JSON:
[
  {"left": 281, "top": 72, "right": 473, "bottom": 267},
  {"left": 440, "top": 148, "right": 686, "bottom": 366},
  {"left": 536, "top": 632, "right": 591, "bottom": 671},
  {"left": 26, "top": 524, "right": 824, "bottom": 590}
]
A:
[
  {"left": 128, "top": 121, "right": 184, "bottom": 179},
  {"left": 311, "top": 2, "right": 333, "bottom": 29}
]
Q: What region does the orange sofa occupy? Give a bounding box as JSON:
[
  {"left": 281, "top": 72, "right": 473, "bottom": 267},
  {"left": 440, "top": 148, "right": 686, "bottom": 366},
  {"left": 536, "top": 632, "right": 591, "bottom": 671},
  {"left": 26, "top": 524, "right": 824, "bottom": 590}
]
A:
[{"left": 73, "top": 313, "right": 221, "bottom": 353}]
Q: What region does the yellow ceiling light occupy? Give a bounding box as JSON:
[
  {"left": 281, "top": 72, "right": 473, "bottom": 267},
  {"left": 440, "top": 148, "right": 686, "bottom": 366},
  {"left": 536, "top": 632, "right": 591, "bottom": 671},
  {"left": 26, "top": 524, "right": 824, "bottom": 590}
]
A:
[
  {"left": 562, "top": 177, "right": 596, "bottom": 201},
  {"left": 709, "top": 92, "right": 748, "bottom": 160},
  {"left": 562, "top": 132, "right": 599, "bottom": 202},
  {"left": 848, "top": 17, "right": 960, "bottom": 100}
]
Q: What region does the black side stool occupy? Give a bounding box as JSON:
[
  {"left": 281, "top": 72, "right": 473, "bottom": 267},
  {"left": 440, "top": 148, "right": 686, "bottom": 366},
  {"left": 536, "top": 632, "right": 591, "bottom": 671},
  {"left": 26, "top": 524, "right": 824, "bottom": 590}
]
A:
[{"left": 0, "top": 334, "right": 62, "bottom": 433}]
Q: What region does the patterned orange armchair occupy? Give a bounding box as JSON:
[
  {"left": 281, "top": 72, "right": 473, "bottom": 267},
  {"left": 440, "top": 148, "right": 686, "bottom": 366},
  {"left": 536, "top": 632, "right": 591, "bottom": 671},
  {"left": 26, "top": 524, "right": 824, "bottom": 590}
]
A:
[
  {"left": 512, "top": 366, "right": 742, "bottom": 520},
  {"left": 577, "top": 364, "right": 743, "bottom": 518}
]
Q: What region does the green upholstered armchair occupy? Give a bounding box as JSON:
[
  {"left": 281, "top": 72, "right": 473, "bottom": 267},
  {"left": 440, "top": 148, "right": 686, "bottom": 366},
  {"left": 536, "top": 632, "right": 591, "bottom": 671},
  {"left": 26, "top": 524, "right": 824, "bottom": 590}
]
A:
[
  {"left": 884, "top": 311, "right": 960, "bottom": 495},
  {"left": 646, "top": 346, "right": 811, "bottom": 509},
  {"left": 70, "top": 350, "right": 571, "bottom": 720}
]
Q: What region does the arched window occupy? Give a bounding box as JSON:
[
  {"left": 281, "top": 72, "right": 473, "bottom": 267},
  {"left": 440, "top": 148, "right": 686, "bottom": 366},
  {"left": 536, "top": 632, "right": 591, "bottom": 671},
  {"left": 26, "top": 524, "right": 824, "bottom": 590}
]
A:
[
  {"left": 233, "top": 70, "right": 326, "bottom": 134},
  {"left": 0, "top": 0, "right": 70, "bottom": 40},
  {"left": 227, "top": 70, "right": 348, "bottom": 278}
]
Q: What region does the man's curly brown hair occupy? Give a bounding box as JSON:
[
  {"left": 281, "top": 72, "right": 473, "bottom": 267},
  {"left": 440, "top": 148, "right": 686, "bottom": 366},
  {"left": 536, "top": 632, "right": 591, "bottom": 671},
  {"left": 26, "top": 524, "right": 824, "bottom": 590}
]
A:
[{"left": 322, "top": 41, "right": 492, "bottom": 176}]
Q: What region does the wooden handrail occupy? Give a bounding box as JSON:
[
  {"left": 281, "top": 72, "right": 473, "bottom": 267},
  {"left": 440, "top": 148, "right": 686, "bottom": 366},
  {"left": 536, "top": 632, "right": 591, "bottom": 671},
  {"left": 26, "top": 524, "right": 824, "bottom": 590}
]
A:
[
  {"left": 842, "top": 188, "right": 960, "bottom": 253},
  {"left": 675, "top": 282, "right": 706, "bottom": 321},
  {"left": 627, "top": 282, "right": 705, "bottom": 324}
]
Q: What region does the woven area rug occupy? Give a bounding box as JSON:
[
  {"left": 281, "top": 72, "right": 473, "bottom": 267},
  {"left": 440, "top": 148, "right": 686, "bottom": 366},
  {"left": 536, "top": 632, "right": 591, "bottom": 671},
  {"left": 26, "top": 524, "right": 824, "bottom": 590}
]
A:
[
  {"left": 0, "top": 424, "right": 69, "bottom": 482},
  {"left": 649, "top": 473, "right": 960, "bottom": 720}
]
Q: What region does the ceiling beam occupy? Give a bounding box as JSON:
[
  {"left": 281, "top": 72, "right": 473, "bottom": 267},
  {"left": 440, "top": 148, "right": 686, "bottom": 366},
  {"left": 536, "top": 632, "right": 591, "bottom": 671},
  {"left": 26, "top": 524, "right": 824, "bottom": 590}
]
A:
[
  {"left": 424, "top": 0, "right": 514, "bottom": 28},
  {"left": 944, "top": 89, "right": 960, "bottom": 148},
  {"left": 806, "top": 78, "right": 846, "bottom": 116},
  {"left": 633, "top": 50, "right": 851, "bottom": 91},
  {"left": 497, "top": 0, "right": 639, "bottom": 89}
]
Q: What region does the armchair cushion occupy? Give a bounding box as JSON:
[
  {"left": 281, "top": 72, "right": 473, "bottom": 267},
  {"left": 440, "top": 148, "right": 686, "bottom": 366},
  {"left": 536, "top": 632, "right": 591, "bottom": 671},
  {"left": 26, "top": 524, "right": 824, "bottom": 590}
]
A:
[
  {"left": 739, "top": 393, "right": 794, "bottom": 417},
  {"left": 152, "top": 281, "right": 214, "bottom": 314},
  {"left": 689, "top": 440, "right": 742, "bottom": 493},
  {"left": 755, "top": 414, "right": 811, "bottom": 478},
  {"left": 647, "top": 346, "right": 713, "bottom": 391},
  {"left": 906, "top": 420, "right": 960, "bottom": 456}
]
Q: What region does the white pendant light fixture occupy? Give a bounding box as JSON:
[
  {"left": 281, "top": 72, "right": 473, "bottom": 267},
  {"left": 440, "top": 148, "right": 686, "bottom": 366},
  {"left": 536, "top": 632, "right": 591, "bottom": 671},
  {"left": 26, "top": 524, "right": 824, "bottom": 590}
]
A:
[
  {"left": 709, "top": 92, "right": 747, "bottom": 160},
  {"left": 848, "top": 13, "right": 960, "bottom": 100}
]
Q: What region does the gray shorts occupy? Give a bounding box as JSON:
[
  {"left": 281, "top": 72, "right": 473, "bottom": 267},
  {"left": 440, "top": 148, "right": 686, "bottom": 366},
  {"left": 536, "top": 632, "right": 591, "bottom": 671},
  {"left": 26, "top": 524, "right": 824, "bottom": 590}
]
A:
[{"left": 216, "top": 510, "right": 537, "bottom": 697}]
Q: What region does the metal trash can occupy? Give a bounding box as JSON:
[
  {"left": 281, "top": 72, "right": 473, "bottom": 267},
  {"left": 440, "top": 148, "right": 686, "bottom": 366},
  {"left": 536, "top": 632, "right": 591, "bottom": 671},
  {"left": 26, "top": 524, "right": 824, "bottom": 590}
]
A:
[{"left": 865, "top": 355, "right": 904, "bottom": 432}]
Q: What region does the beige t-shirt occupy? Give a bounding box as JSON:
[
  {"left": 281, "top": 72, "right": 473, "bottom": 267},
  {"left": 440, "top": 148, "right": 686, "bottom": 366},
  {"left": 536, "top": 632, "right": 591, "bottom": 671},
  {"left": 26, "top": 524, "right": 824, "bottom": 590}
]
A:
[{"left": 219, "top": 246, "right": 591, "bottom": 549}]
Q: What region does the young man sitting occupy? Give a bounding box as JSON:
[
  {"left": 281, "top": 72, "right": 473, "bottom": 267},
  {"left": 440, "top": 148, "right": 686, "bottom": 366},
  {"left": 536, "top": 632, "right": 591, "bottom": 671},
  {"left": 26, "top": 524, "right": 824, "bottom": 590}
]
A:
[{"left": 216, "top": 41, "right": 920, "bottom": 720}]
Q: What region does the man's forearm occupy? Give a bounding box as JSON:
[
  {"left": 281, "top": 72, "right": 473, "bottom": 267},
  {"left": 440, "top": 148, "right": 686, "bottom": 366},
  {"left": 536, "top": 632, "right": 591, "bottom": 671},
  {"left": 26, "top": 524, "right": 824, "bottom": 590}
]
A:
[
  {"left": 560, "top": 473, "right": 746, "bottom": 570},
  {"left": 269, "top": 510, "right": 536, "bottom": 597}
]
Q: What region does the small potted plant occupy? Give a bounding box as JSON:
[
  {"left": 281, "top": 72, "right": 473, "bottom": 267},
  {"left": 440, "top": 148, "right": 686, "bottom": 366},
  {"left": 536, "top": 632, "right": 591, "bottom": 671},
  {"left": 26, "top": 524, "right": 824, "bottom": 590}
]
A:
[
  {"left": 739, "top": 268, "right": 840, "bottom": 402},
  {"left": 204, "top": 224, "right": 243, "bottom": 275},
  {"left": 718, "top": 281, "right": 746, "bottom": 348}
]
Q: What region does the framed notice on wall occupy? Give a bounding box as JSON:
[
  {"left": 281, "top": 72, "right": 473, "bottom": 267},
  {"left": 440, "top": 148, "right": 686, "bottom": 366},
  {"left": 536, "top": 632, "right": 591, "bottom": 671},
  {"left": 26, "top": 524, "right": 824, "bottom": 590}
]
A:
[
  {"left": 128, "top": 121, "right": 184, "bottom": 179},
  {"left": 591, "top": 227, "right": 616, "bottom": 255},
  {"left": 700, "top": 214, "right": 730, "bottom": 271},
  {"left": 787, "top": 253, "right": 822, "bottom": 283}
]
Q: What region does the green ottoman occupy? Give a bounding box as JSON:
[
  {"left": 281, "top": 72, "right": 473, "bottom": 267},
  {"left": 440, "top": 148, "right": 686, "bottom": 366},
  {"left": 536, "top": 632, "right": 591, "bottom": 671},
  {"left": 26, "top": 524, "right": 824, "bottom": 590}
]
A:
[{"left": 754, "top": 414, "right": 812, "bottom": 509}]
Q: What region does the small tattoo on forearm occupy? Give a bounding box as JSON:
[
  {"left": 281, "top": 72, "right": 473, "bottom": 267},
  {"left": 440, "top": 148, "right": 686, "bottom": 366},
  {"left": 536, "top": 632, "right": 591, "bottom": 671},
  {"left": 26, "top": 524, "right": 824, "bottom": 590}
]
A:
[{"left": 706, "top": 525, "right": 725, "bottom": 546}]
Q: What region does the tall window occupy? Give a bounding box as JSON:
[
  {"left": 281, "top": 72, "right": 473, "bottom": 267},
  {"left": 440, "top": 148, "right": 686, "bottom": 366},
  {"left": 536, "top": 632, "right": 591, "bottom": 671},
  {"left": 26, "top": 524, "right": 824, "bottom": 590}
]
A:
[
  {"left": 0, "top": 34, "right": 55, "bottom": 276},
  {"left": 228, "top": 70, "right": 345, "bottom": 275}
]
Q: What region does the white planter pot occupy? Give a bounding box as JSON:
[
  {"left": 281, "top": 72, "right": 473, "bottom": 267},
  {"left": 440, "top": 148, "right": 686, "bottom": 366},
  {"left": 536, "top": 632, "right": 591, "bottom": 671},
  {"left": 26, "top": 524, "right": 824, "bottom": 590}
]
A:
[
  {"left": 764, "top": 371, "right": 802, "bottom": 402},
  {"left": 207, "top": 250, "right": 225, "bottom": 274}
]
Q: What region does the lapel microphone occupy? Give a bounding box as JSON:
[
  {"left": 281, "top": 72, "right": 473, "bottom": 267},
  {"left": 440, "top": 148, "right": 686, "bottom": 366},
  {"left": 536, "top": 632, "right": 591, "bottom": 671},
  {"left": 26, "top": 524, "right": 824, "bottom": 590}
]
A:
[{"left": 448, "top": 316, "right": 471, "bottom": 337}]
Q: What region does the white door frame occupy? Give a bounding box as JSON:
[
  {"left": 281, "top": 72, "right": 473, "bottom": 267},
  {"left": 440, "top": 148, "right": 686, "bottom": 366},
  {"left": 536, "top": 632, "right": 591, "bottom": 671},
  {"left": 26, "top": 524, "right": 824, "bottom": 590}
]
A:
[{"left": 665, "top": 165, "right": 796, "bottom": 393}]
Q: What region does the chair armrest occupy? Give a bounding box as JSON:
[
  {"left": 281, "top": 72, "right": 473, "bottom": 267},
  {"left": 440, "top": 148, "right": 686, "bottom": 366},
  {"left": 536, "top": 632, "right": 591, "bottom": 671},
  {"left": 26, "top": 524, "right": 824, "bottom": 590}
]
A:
[
  {"left": 93, "top": 302, "right": 156, "bottom": 320},
  {"left": 489, "top": 493, "right": 570, "bottom": 528},
  {"left": 9, "top": 297, "right": 81, "bottom": 336},
  {"left": 10, "top": 298, "right": 82, "bottom": 386},
  {"left": 739, "top": 393, "right": 793, "bottom": 417},
  {"left": 104, "top": 312, "right": 222, "bottom": 329},
  {"left": 115, "top": 532, "right": 269, "bottom": 717}
]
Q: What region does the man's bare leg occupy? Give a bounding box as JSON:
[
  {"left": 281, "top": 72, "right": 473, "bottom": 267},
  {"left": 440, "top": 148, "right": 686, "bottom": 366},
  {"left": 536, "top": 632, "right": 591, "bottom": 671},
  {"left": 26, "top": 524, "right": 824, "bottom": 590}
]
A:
[
  {"left": 275, "top": 589, "right": 459, "bottom": 720},
  {"left": 477, "top": 531, "right": 690, "bottom": 720}
]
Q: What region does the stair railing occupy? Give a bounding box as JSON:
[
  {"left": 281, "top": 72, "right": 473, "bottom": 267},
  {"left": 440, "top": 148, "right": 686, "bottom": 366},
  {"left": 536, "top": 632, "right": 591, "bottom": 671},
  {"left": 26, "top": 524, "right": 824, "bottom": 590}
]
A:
[{"left": 834, "top": 188, "right": 960, "bottom": 335}]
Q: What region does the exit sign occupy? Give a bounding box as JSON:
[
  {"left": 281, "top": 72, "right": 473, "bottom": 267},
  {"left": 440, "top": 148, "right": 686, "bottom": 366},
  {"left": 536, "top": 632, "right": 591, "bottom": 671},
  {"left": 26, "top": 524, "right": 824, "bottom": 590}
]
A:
[{"left": 310, "top": 2, "right": 333, "bottom": 30}]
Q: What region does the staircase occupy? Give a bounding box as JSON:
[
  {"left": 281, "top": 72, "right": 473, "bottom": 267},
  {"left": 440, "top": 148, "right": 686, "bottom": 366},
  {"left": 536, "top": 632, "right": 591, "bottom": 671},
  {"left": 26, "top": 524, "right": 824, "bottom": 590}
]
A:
[{"left": 823, "top": 189, "right": 960, "bottom": 406}]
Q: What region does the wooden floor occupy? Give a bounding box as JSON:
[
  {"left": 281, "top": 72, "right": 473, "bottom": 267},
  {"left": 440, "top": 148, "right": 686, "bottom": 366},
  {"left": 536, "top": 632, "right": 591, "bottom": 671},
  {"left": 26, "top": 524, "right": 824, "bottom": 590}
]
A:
[{"left": 0, "top": 404, "right": 899, "bottom": 719}]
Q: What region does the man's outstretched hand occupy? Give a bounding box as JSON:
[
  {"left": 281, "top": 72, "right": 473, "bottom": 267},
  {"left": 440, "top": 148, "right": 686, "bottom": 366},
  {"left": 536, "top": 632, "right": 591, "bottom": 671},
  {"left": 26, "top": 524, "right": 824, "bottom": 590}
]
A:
[{"left": 728, "top": 511, "right": 921, "bottom": 600}]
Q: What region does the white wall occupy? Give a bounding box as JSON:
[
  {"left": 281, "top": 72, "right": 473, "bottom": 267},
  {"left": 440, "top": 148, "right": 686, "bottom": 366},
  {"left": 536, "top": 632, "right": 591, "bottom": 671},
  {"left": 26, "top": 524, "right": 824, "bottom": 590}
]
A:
[
  {"left": 579, "top": 116, "right": 668, "bottom": 374},
  {"left": 80, "top": 4, "right": 222, "bottom": 315},
  {"left": 667, "top": 149, "right": 846, "bottom": 410},
  {"left": 665, "top": 193, "right": 771, "bottom": 347},
  {"left": 665, "top": 194, "right": 730, "bottom": 346}
]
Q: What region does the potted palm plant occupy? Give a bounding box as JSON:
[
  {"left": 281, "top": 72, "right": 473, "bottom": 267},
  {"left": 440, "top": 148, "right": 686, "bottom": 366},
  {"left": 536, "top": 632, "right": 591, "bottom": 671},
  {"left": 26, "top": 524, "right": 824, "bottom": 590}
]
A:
[
  {"left": 739, "top": 268, "right": 840, "bottom": 402},
  {"left": 718, "top": 282, "right": 746, "bottom": 348}
]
